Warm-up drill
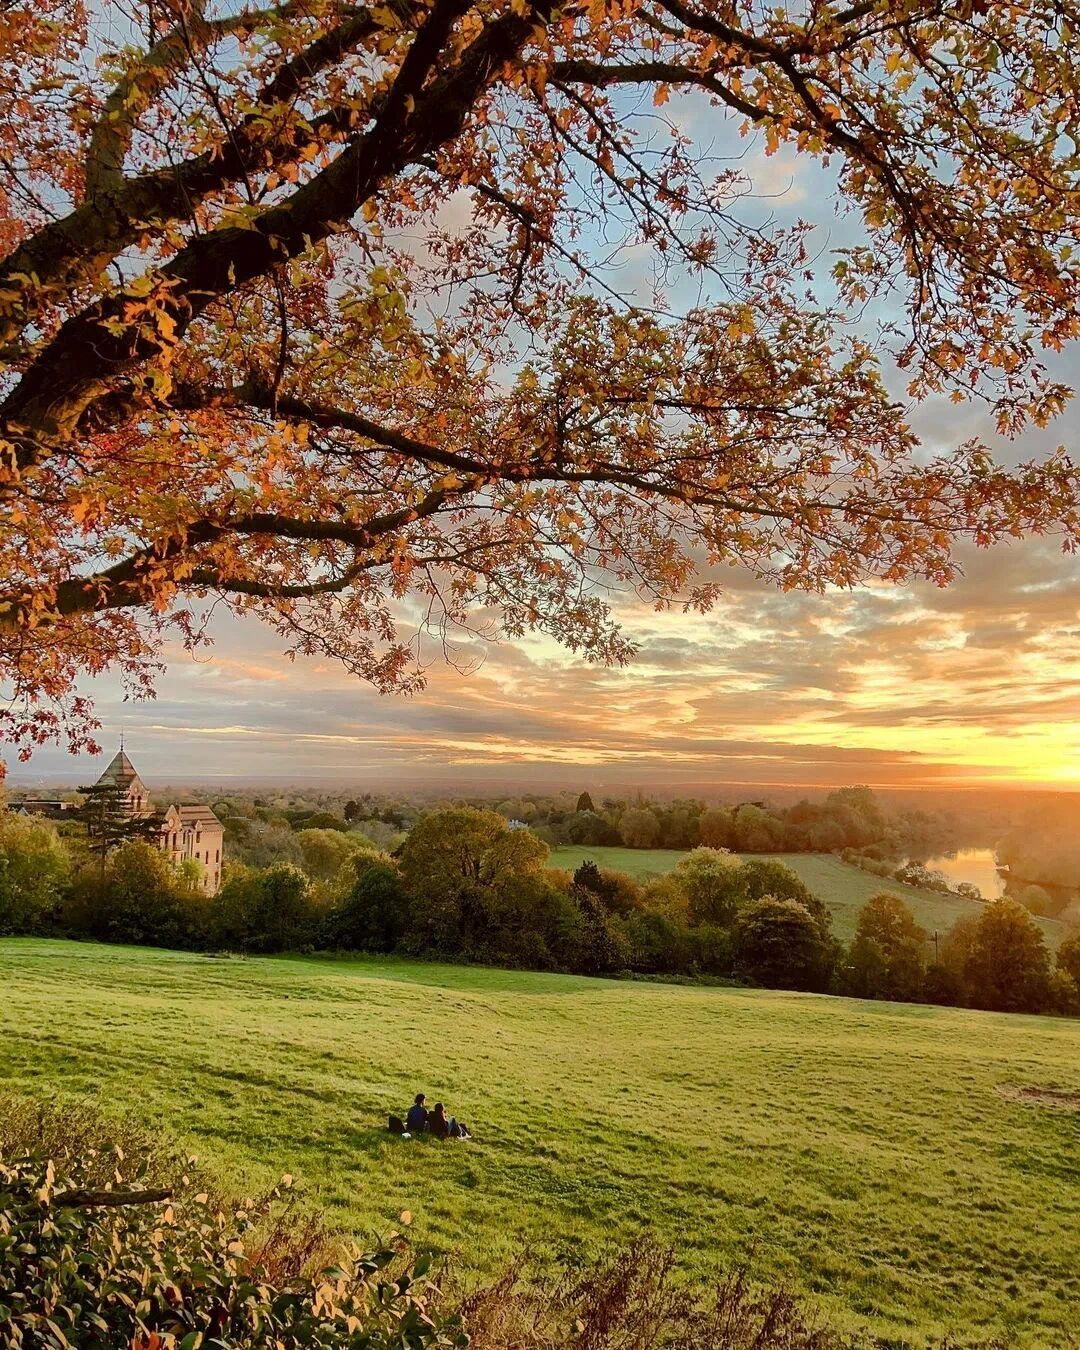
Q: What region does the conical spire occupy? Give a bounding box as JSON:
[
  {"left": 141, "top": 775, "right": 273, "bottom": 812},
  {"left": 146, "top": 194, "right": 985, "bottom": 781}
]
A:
[{"left": 96, "top": 746, "right": 141, "bottom": 786}]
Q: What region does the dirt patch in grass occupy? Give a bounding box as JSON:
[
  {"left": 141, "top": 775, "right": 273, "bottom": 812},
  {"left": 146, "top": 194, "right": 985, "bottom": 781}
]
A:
[{"left": 997, "top": 1083, "right": 1080, "bottom": 1112}]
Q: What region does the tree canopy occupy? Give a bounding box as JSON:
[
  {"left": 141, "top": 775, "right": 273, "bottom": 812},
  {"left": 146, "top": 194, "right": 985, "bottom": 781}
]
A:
[{"left": 2, "top": 0, "right": 1079, "bottom": 757}]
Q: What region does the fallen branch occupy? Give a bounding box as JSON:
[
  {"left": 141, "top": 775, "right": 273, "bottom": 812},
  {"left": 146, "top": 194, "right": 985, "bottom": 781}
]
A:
[{"left": 52, "top": 1187, "right": 172, "bottom": 1209}]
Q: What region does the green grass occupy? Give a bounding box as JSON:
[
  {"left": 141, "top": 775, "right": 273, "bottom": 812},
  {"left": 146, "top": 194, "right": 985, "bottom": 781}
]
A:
[
  {"left": 2, "top": 940, "right": 1078, "bottom": 1345},
  {"left": 548, "top": 845, "right": 1069, "bottom": 946}
]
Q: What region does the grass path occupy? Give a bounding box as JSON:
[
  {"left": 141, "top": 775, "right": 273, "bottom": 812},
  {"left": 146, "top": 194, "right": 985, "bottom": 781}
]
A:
[
  {"left": 1, "top": 939, "right": 1078, "bottom": 1345},
  {"left": 547, "top": 845, "right": 1069, "bottom": 946}
]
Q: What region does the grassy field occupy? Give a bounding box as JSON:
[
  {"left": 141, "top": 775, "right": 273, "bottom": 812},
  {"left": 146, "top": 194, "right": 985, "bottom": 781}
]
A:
[
  {"left": 2, "top": 940, "right": 1078, "bottom": 1345},
  {"left": 548, "top": 845, "right": 1069, "bottom": 946}
]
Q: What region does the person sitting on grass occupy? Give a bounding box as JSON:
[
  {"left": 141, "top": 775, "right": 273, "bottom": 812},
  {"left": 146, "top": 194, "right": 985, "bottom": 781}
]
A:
[
  {"left": 428, "top": 1102, "right": 470, "bottom": 1140},
  {"left": 406, "top": 1092, "right": 428, "bottom": 1134}
]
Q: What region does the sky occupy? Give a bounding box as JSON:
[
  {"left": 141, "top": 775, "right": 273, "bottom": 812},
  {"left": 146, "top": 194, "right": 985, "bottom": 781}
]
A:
[
  {"left": 6, "top": 73, "right": 1080, "bottom": 794},
  {"left": 12, "top": 530, "right": 1078, "bottom": 792}
]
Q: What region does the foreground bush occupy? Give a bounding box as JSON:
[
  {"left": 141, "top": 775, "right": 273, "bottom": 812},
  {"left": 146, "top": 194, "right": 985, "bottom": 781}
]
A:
[
  {"left": 462, "top": 1243, "right": 840, "bottom": 1350},
  {"left": 0, "top": 1151, "right": 465, "bottom": 1348}
]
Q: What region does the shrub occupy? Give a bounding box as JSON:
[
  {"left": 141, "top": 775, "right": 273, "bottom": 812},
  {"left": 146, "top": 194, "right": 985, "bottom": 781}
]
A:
[
  {"left": 0, "top": 1132, "right": 464, "bottom": 1348},
  {"left": 672, "top": 848, "right": 746, "bottom": 926},
  {"left": 740, "top": 859, "right": 830, "bottom": 934},
  {"left": 0, "top": 810, "right": 69, "bottom": 934},
  {"left": 620, "top": 909, "right": 690, "bottom": 974},
  {"left": 618, "top": 806, "right": 661, "bottom": 849},
  {"left": 322, "top": 858, "right": 409, "bottom": 952},
  {"left": 211, "top": 861, "right": 321, "bottom": 953},
  {"left": 735, "top": 898, "right": 834, "bottom": 992},
  {"left": 461, "top": 1240, "right": 840, "bottom": 1349},
  {"left": 63, "top": 840, "right": 201, "bottom": 947}
]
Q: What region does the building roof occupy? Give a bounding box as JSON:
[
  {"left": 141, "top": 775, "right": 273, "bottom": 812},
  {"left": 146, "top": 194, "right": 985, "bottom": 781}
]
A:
[
  {"left": 96, "top": 749, "right": 143, "bottom": 788},
  {"left": 163, "top": 804, "right": 223, "bottom": 828}
]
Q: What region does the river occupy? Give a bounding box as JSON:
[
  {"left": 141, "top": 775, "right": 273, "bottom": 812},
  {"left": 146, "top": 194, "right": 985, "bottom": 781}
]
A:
[{"left": 918, "top": 848, "right": 1007, "bottom": 899}]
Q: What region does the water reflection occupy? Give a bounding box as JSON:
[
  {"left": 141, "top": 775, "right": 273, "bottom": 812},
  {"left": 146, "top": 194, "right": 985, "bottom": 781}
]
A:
[{"left": 918, "top": 848, "right": 1006, "bottom": 899}]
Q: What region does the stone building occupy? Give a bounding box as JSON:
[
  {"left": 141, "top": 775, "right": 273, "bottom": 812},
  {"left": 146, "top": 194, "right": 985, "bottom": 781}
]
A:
[{"left": 94, "top": 747, "right": 224, "bottom": 895}]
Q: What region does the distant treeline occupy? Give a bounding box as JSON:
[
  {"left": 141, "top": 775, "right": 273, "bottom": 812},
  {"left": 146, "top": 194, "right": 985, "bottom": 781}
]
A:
[
  {"left": 149, "top": 783, "right": 967, "bottom": 861},
  {"left": 2, "top": 805, "right": 1077, "bottom": 1018}
]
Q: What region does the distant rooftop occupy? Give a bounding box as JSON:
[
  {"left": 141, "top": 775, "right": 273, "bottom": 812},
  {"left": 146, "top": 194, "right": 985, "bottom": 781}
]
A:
[{"left": 95, "top": 748, "right": 143, "bottom": 787}]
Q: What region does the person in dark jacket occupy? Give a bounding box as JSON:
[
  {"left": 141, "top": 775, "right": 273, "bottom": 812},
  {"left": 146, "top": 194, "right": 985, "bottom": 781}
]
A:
[{"left": 406, "top": 1093, "right": 428, "bottom": 1134}]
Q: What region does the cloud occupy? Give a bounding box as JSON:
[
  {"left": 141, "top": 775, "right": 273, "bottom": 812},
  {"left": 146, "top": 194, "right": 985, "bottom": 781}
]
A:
[{"left": 9, "top": 532, "right": 1077, "bottom": 793}]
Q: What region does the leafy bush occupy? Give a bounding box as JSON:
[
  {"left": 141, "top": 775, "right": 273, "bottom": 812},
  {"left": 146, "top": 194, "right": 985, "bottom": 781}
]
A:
[
  {"left": 619, "top": 910, "right": 690, "bottom": 974},
  {"left": 672, "top": 848, "right": 746, "bottom": 926},
  {"left": 0, "top": 810, "right": 69, "bottom": 935},
  {"left": 210, "top": 861, "right": 322, "bottom": 953},
  {"left": 62, "top": 841, "right": 202, "bottom": 948},
  {"left": 322, "top": 858, "right": 409, "bottom": 952},
  {"left": 735, "top": 899, "right": 834, "bottom": 993},
  {"left": 0, "top": 1097, "right": 866, "bottom": 1350},
  {"left": 0, "top": 1146, "right": 465, "bottom": 1348}
]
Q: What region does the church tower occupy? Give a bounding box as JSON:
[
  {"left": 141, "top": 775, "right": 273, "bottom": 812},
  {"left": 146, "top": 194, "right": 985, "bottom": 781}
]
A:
[
  {"left": 92, "top": 742, "right": 224, "bottom": 894},
  {"left": 94, "top": 743, "right": 151, "bottom": 818}
]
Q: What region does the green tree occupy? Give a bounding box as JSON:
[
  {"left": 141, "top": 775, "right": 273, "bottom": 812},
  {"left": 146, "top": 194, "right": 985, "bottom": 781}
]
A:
[
  {"left": 303, "top": 811, "right": 350, "bottom": 832},
  {"left": 398, "top": 808, "right": 548, "bottom": 954},
  {"left": 1054, "top": 930, "right": 1080, "bottom": 987},
  {"left": 697, "top": 807, "right": 735, "bottom": 849},
  {"left": 75, "top": 780, "right": 159, "bottom": 873},
  {"left": 740, "top": 858, "right": 828, "bottom": 931},
  {"left": 618, "top": 807, "right": 661, "bottom": 849},
  {"left": 671, "top": 848, "right": 747, "bottom": 927},
  {"left": 1014, "top": 883, "right": 1056, "bottom": 917},
  {"left": 620, "top": 910, "right": 689, "bottom": 975},
  {"left": 730, "top": 805, "right": 786, "bottom": 853},
  {"left": 562, "top": 810, "right": 615, "bottom": 846},
  {"left": 76, "top": 840, "right": 197, "bottom": 947},
  {"left": 572, "top": 862, "right": 642, "bottom": 917},
  {"left": 212, "top": 862, "right": 319, "bottom": 953},
  {"left": 846, "top": 893, "right": 927, "bottom": 1001},
  {"left": 0, "top": 810, "right": 70, "bottom": 934},
  {"left": 735, "top": 898, "right": 834, "bottom": 992},
  {"left": 959, "top": 900, "right": 1052, "bottom": 1013},
  {"left": 322, "top": 859, "right": 409, "bottom": 953},
  {"left": 296, "top": 827, "right": 372, "bottom": 883}
]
